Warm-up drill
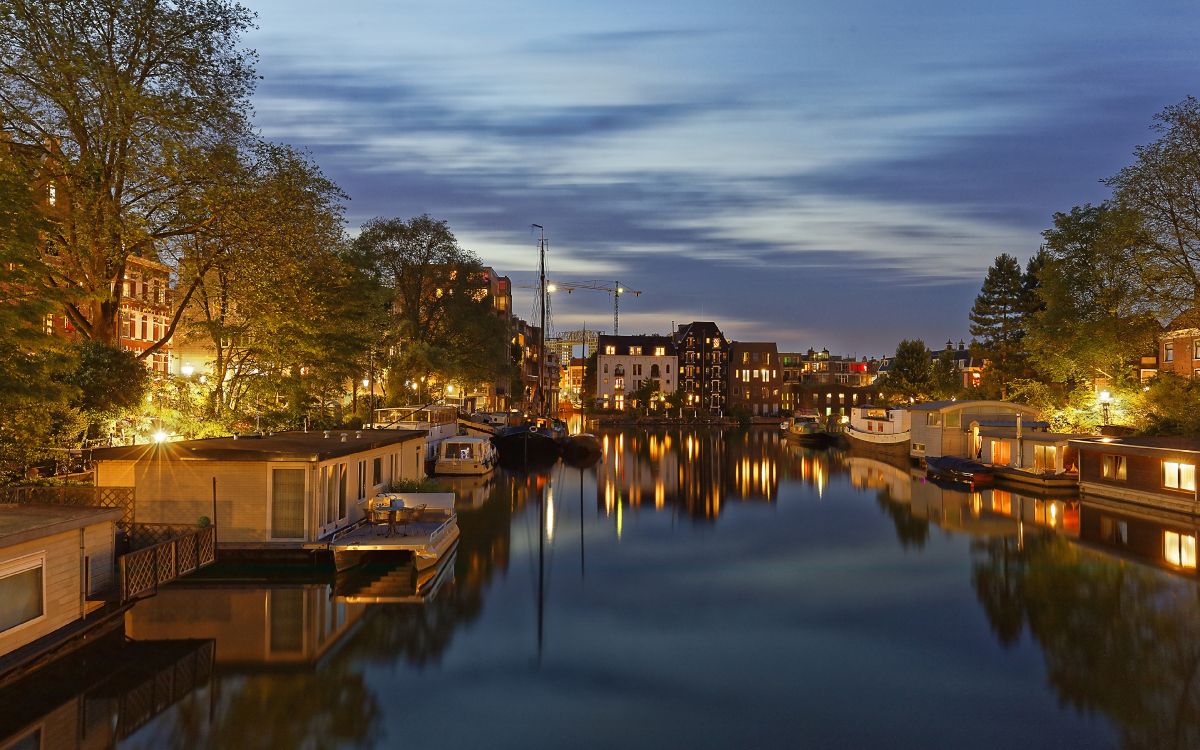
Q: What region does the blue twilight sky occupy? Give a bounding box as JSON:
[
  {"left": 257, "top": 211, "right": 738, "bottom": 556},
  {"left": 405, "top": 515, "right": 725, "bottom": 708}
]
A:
[{"left": 244, "top": 0, "right": 1200, "bottom": 355}]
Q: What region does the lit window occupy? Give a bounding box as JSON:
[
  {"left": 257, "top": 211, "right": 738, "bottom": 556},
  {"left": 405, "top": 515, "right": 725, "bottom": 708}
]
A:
[
  {"left": 1164, "top": 530, "right": 1198, "bottom": 568},
  {"left": 605, "top": 345, "right": 615, "bottom": 355},
  {"left": 1102, "top": 454, "right": 1126, "bottom": 480},
  {"left": 630, "top": 346, "right": 642, "bottom": 356},
  {"left": 1164, "top": 461, "right": 1196, "bottom": 491},
  {"left": 1165, "top": 341, "right": 1175, "bottom": 362},
  {"left": 1195, "top": 339, "right": 1200, "bottom": 360},
  {"left": 654, "top": 347, "right": 666, "bottom": 356},
  {"left": 0, "top": 555, "right": 44, "bottom": 633}
]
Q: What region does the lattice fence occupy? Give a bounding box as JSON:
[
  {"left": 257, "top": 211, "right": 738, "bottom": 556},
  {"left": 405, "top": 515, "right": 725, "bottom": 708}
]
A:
[
  {"left": 1, "top": 485, "right": 135, "bottom": 527},
  {"left": 119, "top": 525, "right": 217, "bottom": 602}
]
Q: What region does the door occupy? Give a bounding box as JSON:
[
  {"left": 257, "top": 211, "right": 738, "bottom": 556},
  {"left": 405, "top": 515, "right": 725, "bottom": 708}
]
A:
[{"left": 271, "top": 468, "right": 306, "bottom": 540}]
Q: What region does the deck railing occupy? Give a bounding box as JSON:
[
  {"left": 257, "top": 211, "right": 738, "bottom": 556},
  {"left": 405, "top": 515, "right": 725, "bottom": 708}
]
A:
[
  {"left": 2, "top": 485, "right": 135, "bottom": 527},
  {"left": 118, "top": 525, "right": 216, "bottom": 602}
]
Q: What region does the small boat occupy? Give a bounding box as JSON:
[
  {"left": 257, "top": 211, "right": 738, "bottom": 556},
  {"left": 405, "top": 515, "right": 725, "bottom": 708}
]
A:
[
  {"left": 329, "top": 492, "right": 459, "bottom": 572},
  {"left": 562, "top": 433, "right": 603, "bottom": 467},
  {"left": 925, "top": 456, "right": 994, "bottom": 487},
  {"left": 434, "top": 436, "right": 497, "bottom": 475},
  {"left": 492, "top": 425, "right": 562, "bottom": 468},
  {"left": 844, "top": 404, "right": 911, "bottom": 456},
  {"left": 781, "top": 411, "right": 833, "bottom": 446}
]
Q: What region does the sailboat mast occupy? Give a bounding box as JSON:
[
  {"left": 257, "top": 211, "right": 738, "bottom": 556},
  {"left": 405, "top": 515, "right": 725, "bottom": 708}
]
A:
[{"left": 533, "top": 223, "right": 546, "bottom": 418}]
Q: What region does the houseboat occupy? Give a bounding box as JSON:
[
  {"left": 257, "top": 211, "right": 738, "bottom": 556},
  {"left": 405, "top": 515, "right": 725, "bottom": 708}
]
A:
[
  {"left": 372, "top": 405, "right": 461, "bottom": 464},
  {"left": 844, "top": 404, "right": 910, "bottom": 456},
  {"left": 493, "top": 424, "right": 562, "bottom": 468},
  {"left": 329, "top": 491, "right": 459, "bottom": 572},
  {"left": 92, "top": 430, "right": 427, "bottom": 559},
  {"left": 781, "top": 411, "right": 832, "bottom": 446},
  {"left": 1072, "top": 436, "right": 1200, "bottom": 515},
  {"left": 908, "top": 400, "right": 1041, "bottom": 462},
  {"left": 925, "top": 456, "right": 994, "bottom": 487},
  {"left": 978, "top": 427, "right": 1084, "bottom": 493},
  {"left": 434, "top": 436, "right": 497, "bottom": 476},
  {"left": 0, "top": 505, "right": 123, "bottom": 676}
]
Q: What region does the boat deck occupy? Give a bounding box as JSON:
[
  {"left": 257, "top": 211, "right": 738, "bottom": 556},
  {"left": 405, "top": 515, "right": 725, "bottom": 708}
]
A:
[{"left": 329, "top": 519, "right": 451, "bottom": 552}]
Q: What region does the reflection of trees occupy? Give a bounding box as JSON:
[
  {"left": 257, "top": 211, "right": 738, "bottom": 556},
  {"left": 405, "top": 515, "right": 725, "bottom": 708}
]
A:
[
  {"left": 875, "top": 489, "right": 929, "bottom": 550},
  {"left": 972, "top": 532, "right": 1200, "bottom": 749}
]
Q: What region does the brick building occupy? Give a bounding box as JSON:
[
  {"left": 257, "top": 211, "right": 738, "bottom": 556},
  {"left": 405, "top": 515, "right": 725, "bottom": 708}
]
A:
[
  {"left": 674, "top": 322, "right": 728, "bottom": 416},
  {"left": 727, "top": 341, "right": 782, "bottom": 417}
]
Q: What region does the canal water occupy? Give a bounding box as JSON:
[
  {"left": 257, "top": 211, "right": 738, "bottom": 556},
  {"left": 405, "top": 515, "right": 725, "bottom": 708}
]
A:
[{"left": 4, "top": 427, "right": 1200, "bottom": 749}]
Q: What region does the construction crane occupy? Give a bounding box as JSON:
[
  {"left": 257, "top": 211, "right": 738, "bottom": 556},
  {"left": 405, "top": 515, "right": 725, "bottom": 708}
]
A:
[{"left": 519, "top": 279, "right": 643, "bottom": 335}]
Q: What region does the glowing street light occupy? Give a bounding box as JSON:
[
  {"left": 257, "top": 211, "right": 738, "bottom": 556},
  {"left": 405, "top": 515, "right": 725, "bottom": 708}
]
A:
[
  {"left": 153, "top": 430, "right": 168, "bottom": 443},
  {"left": 1099, "top": 390, "right": 1112, "bottom": 426},
  {"left": 180, "top": 364, "right": 194, "bottom": 377}
]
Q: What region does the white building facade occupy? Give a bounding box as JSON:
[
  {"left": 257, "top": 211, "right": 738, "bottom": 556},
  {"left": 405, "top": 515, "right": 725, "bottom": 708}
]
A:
[{"left": 595, "top": 334, "right": 677, "bottom": 411}]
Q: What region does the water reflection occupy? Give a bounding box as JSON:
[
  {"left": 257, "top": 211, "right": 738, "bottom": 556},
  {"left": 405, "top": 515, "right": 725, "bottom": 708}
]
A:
[{"left": 23, "top": 427, "right": 1200, "bottom": 748}]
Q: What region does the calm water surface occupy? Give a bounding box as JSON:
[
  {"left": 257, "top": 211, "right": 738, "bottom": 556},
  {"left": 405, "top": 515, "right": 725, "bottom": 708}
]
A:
[{"left": 7, "top": 427, "right": 1200, "bottom": 749}]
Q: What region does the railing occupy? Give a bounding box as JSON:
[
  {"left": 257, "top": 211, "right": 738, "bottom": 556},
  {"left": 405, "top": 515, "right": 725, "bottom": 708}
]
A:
[
  {"left": 2, "top": 485, "right": 135, "bottom": 527},
  {"left": 118, "top": 525, "right": 216, "bottom": 602}
]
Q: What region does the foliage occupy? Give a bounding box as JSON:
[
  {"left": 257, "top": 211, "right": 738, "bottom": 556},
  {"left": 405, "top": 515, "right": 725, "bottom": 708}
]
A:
[
  {"left": 1133, "top": 373, "right": 1200, "bottom": 435},
  {"left": 0, "top": 0, "right": 259, "bottom": 350},
  {"left": 969, "top": 253, "right": 1028, "bottom": 397},
  {"left": 929, "top": 349, "right": 962, "bottom": 400},
  {"left": 354, "top": 215, "right": 513, "bottom": 401},
  {"left": 0, "top": 143, "right": 81, "bottom": 473},
  {"left": 629, "top": 378, "right": 659, "bottom": 413},
  {"left": 1025, "top": 203, "right": 1158, "bottom": 388},
  {"left": 387, "top": 478, "right": 450, "bottom": 493},
  {"left": 881, "top": 339, "right": 931, "bottom": 401},
  {"left": 67, "top": 341, "right": 150, "bottom": 415},
  {"left": 1106, "top": 97, "right": 1200, "bottom": 323}
]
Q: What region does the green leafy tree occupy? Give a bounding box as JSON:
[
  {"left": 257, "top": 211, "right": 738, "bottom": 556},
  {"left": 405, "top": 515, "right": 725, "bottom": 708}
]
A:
[
  {"left": 0, "top": 0, "right": 259, "bottom": 354},
  {"left": 1107, "top": 97, "right": 1200, "bottom": 323},
  {"left": 929, "top": 349, "right": 962, "bottom": 400},
  {"left": 1024, "top": 203, "right": 1158, "bottom": 389},
  {"left": 630, "top": 379, "right": 659, "bottom": 413},
  {"left": 881, "top": 339, "right": 931, "bottom": 402},
  {"left": 0, "top": 145, "right": 81, "bottom": 474},
  {"left": 969, "top": 253, "right": 1027, "bottom": 397}
]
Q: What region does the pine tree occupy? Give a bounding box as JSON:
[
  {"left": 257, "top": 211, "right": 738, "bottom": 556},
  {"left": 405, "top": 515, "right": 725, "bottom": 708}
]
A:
[{"left": 970, "top": 253, "right": 1026, "bottom": 398}]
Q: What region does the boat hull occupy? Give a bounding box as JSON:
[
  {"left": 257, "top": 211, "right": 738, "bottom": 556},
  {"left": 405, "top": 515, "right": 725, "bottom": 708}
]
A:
[
  {"left": 925, "top": 456, "right": 994, "bottom": 487},
  {"left": 845, "top": 429, "right": 911, "bottom": 456},
  {"left": 493, "top": 429, "right": 562, "bottom": 468},
  {"left": 562, "top": 433, "right": 603, "bottom": 467}
]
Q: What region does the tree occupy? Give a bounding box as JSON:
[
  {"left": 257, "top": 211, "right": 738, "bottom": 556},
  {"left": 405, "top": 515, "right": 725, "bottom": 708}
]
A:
[
  {"left": 0, "top": 143, "right": 80, "bottom": 474},
  {"left": 969, "top": 253, "right": 1027, "bottom": 397},
  {"left": 881, "top": 339, "right": 931, "bottom": 401},
  {"left": 1024, "top": 203, "right": 1158, "bottom": 388},
  {"left": 929, "top": 349, "right": 961, "bottom": 400},
  {"left": 0, "top": 0, "right": 258, "bottom": 354},
  {"left": 353, "top": 215, "right": 513, "bottom": 401},
  {"left": 630, "top": 379, "right": 659, "bottom": 413},
  {"left": 1106, "top": 97, "right": 1200, "bottom": 323}
]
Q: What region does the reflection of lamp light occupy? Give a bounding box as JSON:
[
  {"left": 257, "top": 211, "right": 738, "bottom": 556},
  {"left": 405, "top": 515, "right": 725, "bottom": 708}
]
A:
[
  {"left": 1099, "top": 390, "right": 1112, "bottom": 426},
  {"left": 181, "top": 364, "right": 194, "bottom": 377},
  {"left": 153, "top": 430, "right": 168, "bottom": 443}
]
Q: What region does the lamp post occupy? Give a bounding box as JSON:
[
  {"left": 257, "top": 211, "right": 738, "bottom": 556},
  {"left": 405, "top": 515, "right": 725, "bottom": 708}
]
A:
[{"left": 1099, "top": 390, "right": 1111, "bottom": 427}]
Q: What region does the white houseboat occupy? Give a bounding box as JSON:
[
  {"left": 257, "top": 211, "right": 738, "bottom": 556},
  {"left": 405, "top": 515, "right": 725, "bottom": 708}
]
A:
[
  {"left": 434, "top": 437, "right": 497, "bottom": 476},
  {"left": 330, "top": 492, "right": 459, "bottom": 572},
  {"left": 844, "top": 404, "right": 911, "bottom": 456},
  {"left": 373, "top": 405, "right": 461, "bottom": 464}
]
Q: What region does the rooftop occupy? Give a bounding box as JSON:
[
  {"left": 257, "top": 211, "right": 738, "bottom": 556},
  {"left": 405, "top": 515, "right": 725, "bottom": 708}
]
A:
[
  {"left": 1070, "top": 435, "right": 1200, "bottom": 453},
  {"left": 0, "top": 504, "right": 123, "bottom": 547},
  {"left": 92, "top": 429, "right": 426, "bottom": 463}
]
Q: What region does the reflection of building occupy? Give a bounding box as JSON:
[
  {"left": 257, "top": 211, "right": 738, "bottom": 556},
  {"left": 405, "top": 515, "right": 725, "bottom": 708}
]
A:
[
  {"left": 674, "top": 322, "right": 728, "bottom": 416},
  {"left": 595, "top": 334, "right": 676, "bottom": 411},
  {"left": 1080, "top": 497, "right": 1199, "bottom": 574},
  {"left": 727, "top": 341, "right": 782, "bottom": 417},
  {"left": 127, "top": 584, "right": 367, "bottom": 668}
]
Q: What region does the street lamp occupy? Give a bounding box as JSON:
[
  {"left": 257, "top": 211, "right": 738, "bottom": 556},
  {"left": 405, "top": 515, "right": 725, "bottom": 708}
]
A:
[
  {"left": 181, "top": 364, "right": 194, "bottom": 377},
  {"left": 1099, "top": 390, "right": 1111, "bottom": 426}
]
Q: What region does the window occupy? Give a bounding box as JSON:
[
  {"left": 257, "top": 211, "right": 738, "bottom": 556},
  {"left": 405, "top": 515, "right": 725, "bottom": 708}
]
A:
[
  {"left": 271, "top": 468, "right": 305, "bottom": 539},
  {"left": 912, "top": 443, "right": 926, "bottom": 453},
  {"left": 1164, "top": 530, "right": 1198, "bottom": 568},
  {"left": 615, "top": 377, "right": 624, "bottom": 390},
  {"left": 1166, "top": 341, "right": 1175, "bottom": 362},
  {"left": 338, "top": 464, "right": 348, "bottom": 518},
  {"left": 629, "top": 346, "right": 642, "bottom": 356},
  {"left": 0, "top": 556, "right": 44, "bottom": 633},
  {"left": 603, "top": 364, "right": 608, "bottom": 373},
  {"left": 1164, "top": 461, "right": 1196, "bottom": 491},
  {"left": 1102, "top": 454, "right": 1126, "bottom": 480},
  {"left": 605, "top": 345, "right": 615, "bottom": 355},
  {"left": 991, "top": 440, "right": 1012, "bottom": 465},
  {"left": 634, "top": 364, "right": 642, "bottom": 376},
  {"left": 742, "top": 369, "right": 750, "bottom": 381},
  {"left": 666, "top": 364, "right": 670, "bottom": 374},
  {"left": 651, "top": 364, "right": 661, "bottom": 378},
  {"left": 373, "top": 456, "right": 382, "bottom": 486},
  {"left": 654, "top": 347, "right": 666, "bottom": 356},
  {"left": 945, "top": 412, "right": 961, "bottom": 428},
  {"left": 1034, "top": 445, "right": 1057, "bottom": 472},
  {"left": 926, "top": 413, "right": 941, "bottom": 426}
]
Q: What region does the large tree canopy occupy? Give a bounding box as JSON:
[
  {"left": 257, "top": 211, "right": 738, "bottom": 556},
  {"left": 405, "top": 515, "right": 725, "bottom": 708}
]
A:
[
  {"left": 969, "top": 253, "right": 1028, "bottom": 397},
  {"left": 0, "top": 0, "right": 259, "bottom": 351}
]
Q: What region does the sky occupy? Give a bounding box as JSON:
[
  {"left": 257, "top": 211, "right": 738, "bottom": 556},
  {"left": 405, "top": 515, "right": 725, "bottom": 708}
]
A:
[{"left": 244, "top": 0, "right": 1200, "bottom": 355}]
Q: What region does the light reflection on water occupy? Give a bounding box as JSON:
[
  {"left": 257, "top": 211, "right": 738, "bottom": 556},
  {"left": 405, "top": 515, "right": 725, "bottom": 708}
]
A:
[{"left": 5, "top": 427, "right": 1200, "bottom": 749}]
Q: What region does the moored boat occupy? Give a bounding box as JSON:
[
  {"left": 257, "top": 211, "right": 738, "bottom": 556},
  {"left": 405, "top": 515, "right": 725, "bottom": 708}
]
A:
[
  {"left": 925, "top": 456, "right": 994, "bottom": 487},
  {"left": 329, "top": 491, "right": 460, "bottom": 572},
  {"left": 845, "top": 404, "right": 911, "bottom": 456},
  {"left": 781, "top": 411, "right": 833, "bottom": 446},
  {"left": 372, "top": 405, "right": 460, "bottom": 464},
  {"left": 493, "top": 425, "right": 562, "bottom": 468},
  {"left": 562, "top": 433, "right": 603, "bottom": 467},
  {"left": 434, "top": 436, "right": 497, "bottom": 475}
]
